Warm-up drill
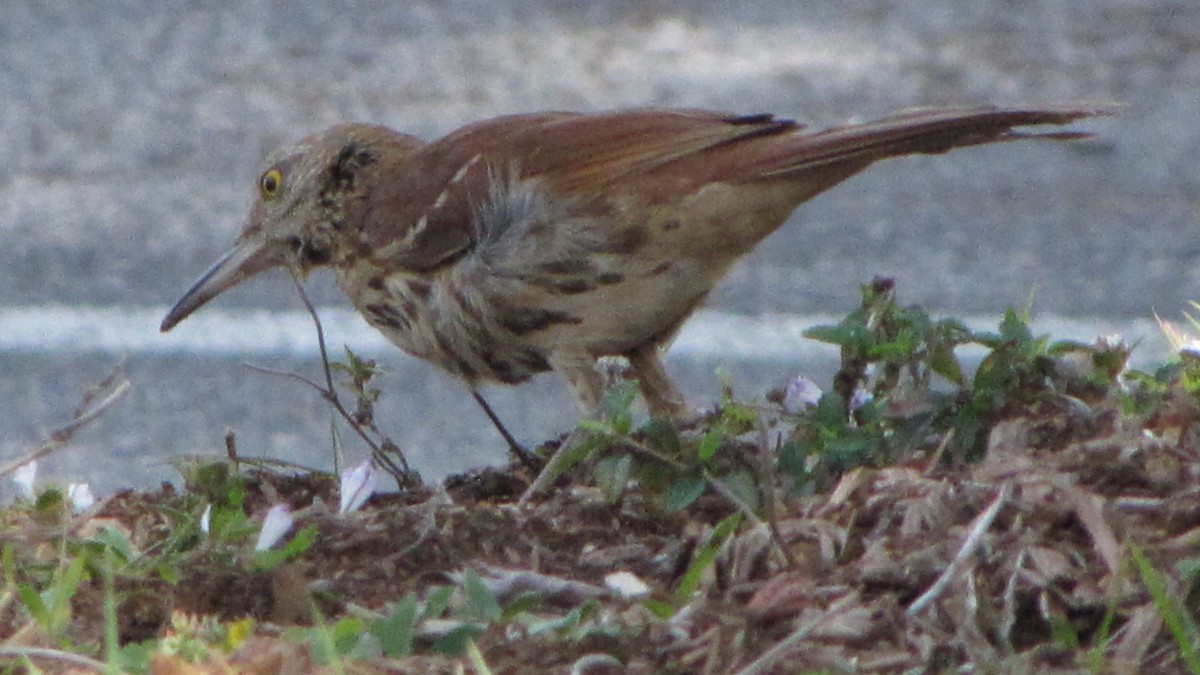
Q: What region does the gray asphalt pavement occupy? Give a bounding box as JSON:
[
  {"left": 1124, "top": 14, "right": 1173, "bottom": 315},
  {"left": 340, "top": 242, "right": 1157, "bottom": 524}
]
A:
[{"left": 1, "top": 1, "right": 1196, "bottom": 493}]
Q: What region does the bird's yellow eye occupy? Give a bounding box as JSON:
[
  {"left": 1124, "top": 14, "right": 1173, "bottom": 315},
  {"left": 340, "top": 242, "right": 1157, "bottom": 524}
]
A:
[{"left": 259, "top": 168, "right": 283, "bottom": 199}]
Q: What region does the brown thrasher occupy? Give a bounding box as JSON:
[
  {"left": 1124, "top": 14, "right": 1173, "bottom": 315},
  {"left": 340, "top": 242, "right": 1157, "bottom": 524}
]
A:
[{"left": 162, "top": 105, "right": 1103, "bottom": 425}]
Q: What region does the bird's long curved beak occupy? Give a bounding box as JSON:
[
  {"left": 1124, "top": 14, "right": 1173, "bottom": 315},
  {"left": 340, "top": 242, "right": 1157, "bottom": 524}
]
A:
[{"left": 160, "top": 238, "right": 281, "bottom": 332}]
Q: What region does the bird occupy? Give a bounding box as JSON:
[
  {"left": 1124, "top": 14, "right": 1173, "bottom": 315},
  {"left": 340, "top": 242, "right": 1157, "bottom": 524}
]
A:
[{"left": 161, "top": 105, "right": 1104, "bottom": 429}]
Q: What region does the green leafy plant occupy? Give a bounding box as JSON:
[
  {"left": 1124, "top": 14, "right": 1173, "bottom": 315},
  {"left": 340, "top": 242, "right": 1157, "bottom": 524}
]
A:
[
  {"left": 16, "top": 554, "right": 87, "bottom": 643},
  {"left": 788, "top": 279, "right": 1130, "bottom": 490},
  {"left": 1134, "top": 545, "right": 1200, "bottom": 673},
  {"left": 285, "top": 567, "right": 611, "bottom": 664}
]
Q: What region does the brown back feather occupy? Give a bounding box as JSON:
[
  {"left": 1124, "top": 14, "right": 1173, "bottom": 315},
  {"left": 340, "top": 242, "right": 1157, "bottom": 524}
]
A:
[{"left": 360, "top": 106, "right": 1108, "bottom": 272}]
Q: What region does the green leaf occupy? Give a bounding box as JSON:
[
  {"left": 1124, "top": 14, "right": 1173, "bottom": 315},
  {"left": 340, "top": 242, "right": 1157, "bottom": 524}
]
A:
[
  {"left": 373, "top": 595, "right": 418, "bottom": 658},
  {"left": 929, "top": 342, "right": 965, "bottom": 386},
  {"left": 600, "top": 381, "right": 638, "bottom": 426},
  {"left": 1046, "top": 607, "right": 1081, "bottom": 650},
  {"left": 542, "top": 430, "right": 608, "bottom": 485},
  {"left": 1177, "top": 558, "right": 1200, "bottom": 579},
  {"left": 642, "top": 598, "right": 677, "bottom": 619},
  {"left": 576, "top": 419, "right": 612, "bottom": 435},
  {"left": 720, "top": 402, "right": 758, "bottom": 434},
  {"left": 17, "top": 583, "right": 49, "bottom": 626},
  {"left": 462, "top": 569, "right": 502, "bottom": 622},
  {"left": 824, "top": 433, "right": 873, "bottom": 464},
  {"left": 34, "top": 487, "right": 66, "bottom": 515},
  {"left": 92, "top": 524, "right": 138, "bottom": 562},
  {"left": 634, "top": 460, "right": 672, "bottom": 496},
  {"left": 115, "top": 640, "right": 157, "bottom": 672},
  {"left": 718, "top": 470, "right": 761, "bottom": 514},
  {"left": 999, "top": 308, "right": 1033, "bottom": 346},
  {"left": 1131, "top": 545, "right": 1200, "bottom": 672},
  {"left": 524, "top": 600, "right": 595, "bottom": 635},
  {"left": 282, "top": 525, "right": 318, "bottom": 557},
  {"left": 1, "top": 544, "right": 13, "bottom": 587},
  {"left": 431, "top": 623, "right": 485, "bottom": 656},
  {"left": 814, "top": 392, "right": 848, "bottom": 427},
  {"left": 803, "top": 318, "right": 868, "bottom": 347},
  {"left": 777, "top": 439, "right": 812, "bottom": 481},
  {"left": 307, "top": 616, "right": 366, "bottom": 662},
  {"left": 422, "top": 585, "right": 454, "bottom": 619},
  {"left": 18, "top": 553, "right": 90, "bottom": 636},
  {"left": 49, "top": 554, "right": 87, "bottom": 632},
  {"left": 642, "top": 417, "right": 681, "bottom": 456},
  {"left": 156, "top": 561, "right": 181, "bottom": 584},
  {"left": 251, "top": 525, "right": 319, "bottom": 571},
  {"left": 593, "top": 453, "right": 633, "bottom": 503},
  {"left": 696, "top": 428, "right": 723, "bottom": 463},
  {"left": 661, "top": 474, "right": 706, "bottom": 513},
  {"left": 501, "top": 591, "right": 542, "bottom": 620},
  {"left": 677, "top": 513, "right": 742, "bottom": 601},
  {"left": 869, "top": 332, "right": 919, "bottom": 360},
  {"left": 102, "top": 548, "right": 119, "bottom": 666}
]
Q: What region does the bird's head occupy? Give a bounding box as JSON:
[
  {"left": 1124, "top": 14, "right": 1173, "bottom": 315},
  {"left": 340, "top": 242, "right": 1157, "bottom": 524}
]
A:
[{"left": 160, "top": 124, "right": 422, "bottom": 332}]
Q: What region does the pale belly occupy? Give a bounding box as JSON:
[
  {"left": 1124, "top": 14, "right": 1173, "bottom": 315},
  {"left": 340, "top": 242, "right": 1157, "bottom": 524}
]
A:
[{"left": 337, "top": 255, "right": 715, "bottom": 386}]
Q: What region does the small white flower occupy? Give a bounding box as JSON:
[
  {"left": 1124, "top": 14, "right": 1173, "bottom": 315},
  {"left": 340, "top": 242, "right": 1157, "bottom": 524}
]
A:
[
  {"left": 849, "top": 386, "right": 873, "bottom": 413},
  {"left": 604, "top": 570, "right": 650, "bottom": 599},
  {"left": 199, "top": 504, "right": 212, "bottom": 534},
  {"left": 66, "top": 483, "right": 95, "bottom": 514},
  {"left": 254, "top": 504, "right": 294, "bottom": 551},
  {"left": 782, "top": 375, "right": 822, "bottom": 413},
  {"left": 1182, "top": 341, "right": 1200, "bottom": 359},
  {"left": 12, "top": 461, "right": 37, "bottom": 499},
  {"left": 339, "top": 460, "right": 377, "bottom": 515}
]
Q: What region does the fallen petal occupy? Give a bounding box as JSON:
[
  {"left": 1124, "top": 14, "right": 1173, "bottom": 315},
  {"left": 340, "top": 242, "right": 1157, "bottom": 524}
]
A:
[
  {"left": 255, "top": 504, "right": 294, "bottom": 551},
  {"left": 12, "top": 461, "right": 37, "bottom": 499},
  {"left": 339, "top": 460, "right": 377, "bottom": 514},
  {"left": 66, "top": 483, "right": 95, "bottom": 514},
  {"left": 604, "top": 570, "right": 650, "bottom": 599}
]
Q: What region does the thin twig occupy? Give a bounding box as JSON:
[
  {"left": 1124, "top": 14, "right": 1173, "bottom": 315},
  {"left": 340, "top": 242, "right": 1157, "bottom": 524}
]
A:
[
  {"left": 733, "top": 593, "right": 860, "bottom": 675},
  {"left": 170, "top": 452, "right": 327, "bottom": 476},
  {"left": 906, "top": 481, "right": 1012, "bottom": 616},
  {"left": 0, "top": 646, "right": 107, "bottom": 672},
  {"left": 289, "top": 273, "right": 412, "bottom": 480},
  {"left": 224, "top": 429, "right": 239, "bottom": 468},
  {"left": 239, "top": 360, "right": 405, "bottom": 482},
  {"left": 923, "top": 427, "right": 955, "bottom": 476},
  {"left": 519, "top": 429, "right": 582, "bottom": 504},
  {"left": 0, "top": 363, "right": 131, "bottom": 479},
  {"left": 242, "top": 363, "right": 334, "bottom": 398},
  {"left": 756, "top": 420, "right": 799, "bottom": 569},
  {"left": 240, "top": 272, "right": 416, "bottom": 487},
  {"left": 470, "top": 390, "right": 540, "bottom": 471}
]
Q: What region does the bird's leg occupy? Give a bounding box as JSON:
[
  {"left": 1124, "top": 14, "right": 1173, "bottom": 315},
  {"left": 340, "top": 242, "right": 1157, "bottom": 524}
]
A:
[
  {"left": 470, "top": 389, "right": 541, "bottom": 472},
  {"left": 625, "top": 344, "right": 688, "bottom": 420}
]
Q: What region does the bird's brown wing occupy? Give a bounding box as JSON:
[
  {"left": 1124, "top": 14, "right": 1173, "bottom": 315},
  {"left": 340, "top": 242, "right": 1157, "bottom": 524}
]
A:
[
  {"left": 362, "top": 105, "right": 1106, "bottom": 272},
  {"left": 359, "top": 109, "right": 803, "bottom": 272},
  {"left": 505, "top": 109, "right": 802, "bottom": 192}
]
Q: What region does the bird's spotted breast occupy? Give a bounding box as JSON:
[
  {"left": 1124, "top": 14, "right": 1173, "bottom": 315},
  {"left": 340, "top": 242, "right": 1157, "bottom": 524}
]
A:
[
  {"left": 345, "top": 267, "right": 564, "bottom": 386},
  {"left": 363, "top": 303, "right": 413, "bottom": 332},
  {"left": 498, "top": 307, "right": 583, "bottom": 336}
]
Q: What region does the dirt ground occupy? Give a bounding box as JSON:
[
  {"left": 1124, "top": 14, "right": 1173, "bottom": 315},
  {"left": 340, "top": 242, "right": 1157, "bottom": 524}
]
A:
[{"left": 6, "top": 378, "right": 1200, "bottom": 673}]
